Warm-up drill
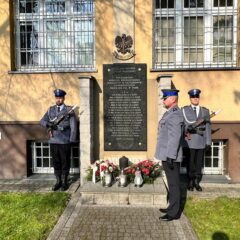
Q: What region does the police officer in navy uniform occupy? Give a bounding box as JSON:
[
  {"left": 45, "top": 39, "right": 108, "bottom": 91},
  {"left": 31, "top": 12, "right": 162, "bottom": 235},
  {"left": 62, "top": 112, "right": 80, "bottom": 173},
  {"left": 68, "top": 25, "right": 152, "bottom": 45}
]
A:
[
  {"left": 182, "top": 89, "right": 212, "bottom": 191},
  {"left": 155, "top": 89, "right": 184, "bottom": 221},
  {"left": 40, "top": 89, "right": 77, "bottom": 191}
]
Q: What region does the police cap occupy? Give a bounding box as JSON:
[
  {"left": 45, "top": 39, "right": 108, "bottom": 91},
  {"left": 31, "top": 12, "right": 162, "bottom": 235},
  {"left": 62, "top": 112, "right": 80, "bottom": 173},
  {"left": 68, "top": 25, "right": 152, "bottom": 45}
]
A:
[
  {"left": 188, "top": 89, "right": 201, "bottom": 98},
  {"left": 162, "top": 89, "right": 179, "bottom": 99},
  {"left": 54, "top": 89, "right": 66, "bottom": 97}
]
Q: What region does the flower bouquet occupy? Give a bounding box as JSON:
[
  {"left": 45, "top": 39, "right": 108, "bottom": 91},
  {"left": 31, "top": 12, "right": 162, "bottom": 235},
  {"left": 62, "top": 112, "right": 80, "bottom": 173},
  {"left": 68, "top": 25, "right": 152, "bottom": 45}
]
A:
[
  {"left": 86, "top": 160, "right": 120, "bottom": 184},
  {"left": 125, "top": 160, "right": 162, "bottom": 184}
]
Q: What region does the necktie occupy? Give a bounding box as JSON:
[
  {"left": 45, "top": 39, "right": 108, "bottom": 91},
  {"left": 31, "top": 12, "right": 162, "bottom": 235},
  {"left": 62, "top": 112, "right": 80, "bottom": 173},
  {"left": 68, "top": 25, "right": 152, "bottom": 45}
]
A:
[
  {"left": 57, "top": 106, "right": 60, "bottom": 113},
  {"left": 193, "top": 107, "right": 197, "bottom": 118}
]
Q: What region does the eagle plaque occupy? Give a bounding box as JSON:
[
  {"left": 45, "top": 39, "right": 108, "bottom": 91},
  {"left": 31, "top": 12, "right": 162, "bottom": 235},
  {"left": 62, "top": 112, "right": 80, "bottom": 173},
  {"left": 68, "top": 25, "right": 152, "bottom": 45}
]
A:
[{"left": 113, "top": 34, "right": 135, "bottom": 60}]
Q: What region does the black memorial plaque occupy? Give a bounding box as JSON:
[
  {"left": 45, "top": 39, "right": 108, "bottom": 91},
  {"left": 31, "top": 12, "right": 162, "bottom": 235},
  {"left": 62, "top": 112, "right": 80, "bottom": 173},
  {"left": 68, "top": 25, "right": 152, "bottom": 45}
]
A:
[{"left": 103, "top": 63, "right": 147, "bottom": 151}]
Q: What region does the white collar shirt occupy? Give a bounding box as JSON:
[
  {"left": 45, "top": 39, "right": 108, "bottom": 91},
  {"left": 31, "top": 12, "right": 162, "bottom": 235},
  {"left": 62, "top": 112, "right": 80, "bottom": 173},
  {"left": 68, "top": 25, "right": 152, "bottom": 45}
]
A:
[
  {"left": 191, "top": 104, "right": 200, "bottom": 117},
  {"left": 56, "top": 104, "right": 64, "bottom": 112}
]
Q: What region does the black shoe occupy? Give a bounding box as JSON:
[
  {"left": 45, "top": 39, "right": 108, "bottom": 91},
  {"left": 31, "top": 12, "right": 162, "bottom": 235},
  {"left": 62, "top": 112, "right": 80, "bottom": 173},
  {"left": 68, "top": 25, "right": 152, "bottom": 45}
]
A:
[
  {"left": 195, "top": 184, "right": 202, "bottom": 191},
  {"left": 52, "top": 175, "right": 62, "bottom": 191},
  {"left": 52, "top": 182, "right": 62, "bottom": 191},
  {"left": 159, "top": 208, "right": 168, "bottom": 213},
  {"left": 187, "top": 186, "right": 194, "bottom": 191},
  {"left": 187, "top": 179, "right": 194, "bottom": 191},
  {"left": 61, "top": 175, "right": 69, "bottom": 191},
  {"left": 159, "top": 214, "right": 180, "bottom": 221},
  {"left": 194, "top": 178, "right": 203, "bottom": 191},
  {"left": 61, "top": 183, "right": 69, "bottom": 191}
]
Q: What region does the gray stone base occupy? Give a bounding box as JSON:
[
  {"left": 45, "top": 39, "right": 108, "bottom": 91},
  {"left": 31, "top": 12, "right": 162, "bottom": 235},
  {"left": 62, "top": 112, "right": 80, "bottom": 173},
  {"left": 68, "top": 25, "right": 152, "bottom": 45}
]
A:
[{"left": 80, "top": 177, "right": 167, "bottom": 206}]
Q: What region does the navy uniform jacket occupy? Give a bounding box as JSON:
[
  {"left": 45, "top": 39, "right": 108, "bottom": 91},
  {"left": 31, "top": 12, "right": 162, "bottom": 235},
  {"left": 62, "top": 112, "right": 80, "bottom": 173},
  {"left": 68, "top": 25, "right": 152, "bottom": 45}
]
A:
[
  {"left": 182, "top": 105, "right": 211, "bottom": 149},
  {"left": 40, "top": 104, "right": 77, "bottom": 144},
  {"left": 154, "top": 106, "right": 184, "bottom": 162}
]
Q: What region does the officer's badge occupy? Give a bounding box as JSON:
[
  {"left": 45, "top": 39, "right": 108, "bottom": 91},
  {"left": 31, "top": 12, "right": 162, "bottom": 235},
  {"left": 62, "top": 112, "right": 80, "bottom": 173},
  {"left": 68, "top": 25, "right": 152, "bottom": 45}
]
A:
[{"left": 113, "top": 34, "right": 135, "bottom": 60}]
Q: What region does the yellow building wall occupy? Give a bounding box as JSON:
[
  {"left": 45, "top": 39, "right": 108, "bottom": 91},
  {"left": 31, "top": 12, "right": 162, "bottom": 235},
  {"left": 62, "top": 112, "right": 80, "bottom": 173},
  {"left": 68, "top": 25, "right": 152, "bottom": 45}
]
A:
[
  {"left": 173, "top": 71, "right": 240, "bottom": 121},
  {"left": 0, "top": 3, "right": 81, "bottom": 121},
  {"left": 0, "top": 0, "right": 240, "bottom": 161}
]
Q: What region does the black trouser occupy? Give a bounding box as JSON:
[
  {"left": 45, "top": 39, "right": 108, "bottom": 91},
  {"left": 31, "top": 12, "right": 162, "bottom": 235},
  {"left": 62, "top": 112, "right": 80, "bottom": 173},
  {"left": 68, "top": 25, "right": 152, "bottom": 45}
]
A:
[
  {"left": 50, "top": 144, "right": 71, "bottom": 176},
  {"left": 162, "top": 161, "right": 180, "bottom": 218},
  {"left": 187, "top": 148, "right": 205, "bottom": 181}
]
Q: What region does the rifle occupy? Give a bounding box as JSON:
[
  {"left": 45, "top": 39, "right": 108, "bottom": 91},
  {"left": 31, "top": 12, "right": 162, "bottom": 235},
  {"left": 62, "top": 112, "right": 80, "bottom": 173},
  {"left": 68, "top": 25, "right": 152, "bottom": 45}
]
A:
[
  {"left": 47, "top": 105, "right": 77, "bottom": 137},
  {"left": 186, "top": 109, "right": 222, "bottom": 140}
]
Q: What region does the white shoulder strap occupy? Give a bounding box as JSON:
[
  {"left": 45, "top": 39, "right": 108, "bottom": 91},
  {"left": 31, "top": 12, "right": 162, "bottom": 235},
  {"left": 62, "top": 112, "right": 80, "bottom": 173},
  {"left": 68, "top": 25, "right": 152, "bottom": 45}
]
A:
[
  {"left": 182, "top": 107, "right": 196, "bottom": 124},
  {"left": 48, "top": 107, "right": 57, "bottom": 122}
]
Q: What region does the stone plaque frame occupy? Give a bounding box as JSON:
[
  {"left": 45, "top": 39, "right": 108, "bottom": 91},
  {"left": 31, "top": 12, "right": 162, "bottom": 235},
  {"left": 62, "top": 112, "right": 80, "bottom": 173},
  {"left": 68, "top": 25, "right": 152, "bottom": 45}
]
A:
[{"left": 103, "top": 63, "right": 147, "bottom": 151}]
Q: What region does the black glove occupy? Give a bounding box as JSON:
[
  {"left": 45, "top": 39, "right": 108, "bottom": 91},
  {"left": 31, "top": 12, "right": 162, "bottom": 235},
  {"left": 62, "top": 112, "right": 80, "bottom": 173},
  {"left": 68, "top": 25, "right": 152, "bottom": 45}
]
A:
[
  {"left": 166, "top": 158, "right": 174, "bottom": 170},
  {"left": 69, "top": 141, "right": 76, "bottom": 146},
  {"left": 205, "top": 144, "right": 211, "bottom": 151},
  {"left": 187, "top": 125, "right": 196, "bottom": 133},
  {"left": 46, "top": 122, "right": 57, "bottom": 130},
  {"left": 203, "top": 116, "right": 209, "bottom": 122}
]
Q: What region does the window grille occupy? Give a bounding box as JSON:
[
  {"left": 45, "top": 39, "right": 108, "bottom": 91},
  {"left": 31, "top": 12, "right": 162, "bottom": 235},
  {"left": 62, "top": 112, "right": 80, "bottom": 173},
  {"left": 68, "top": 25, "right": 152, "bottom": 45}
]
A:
[
  {"left": 14, "top": 0, "right": 95, "bottom": 72},
  {"left": 153, "top": 0, "right": 238, "bottom": 69},
  {"left": 31, "top": 141, "right": 79, "bottom": 174}
]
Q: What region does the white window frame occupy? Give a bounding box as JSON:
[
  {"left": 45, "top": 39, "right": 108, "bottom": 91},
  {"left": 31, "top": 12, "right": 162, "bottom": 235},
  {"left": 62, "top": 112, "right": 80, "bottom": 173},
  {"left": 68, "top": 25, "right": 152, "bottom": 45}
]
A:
[
  {"left": 32, "top": 141, "right": 80, "bottom": 174},
  {"left": 180, "top": 141, "right": 226, "bottom": 175},
  {"left": 203, "top": 141, "right": 226, "bottom": 175},
  {"left": 153, "top": 0, "right": 238, "bottom": 69},
  {"left": 14, "top": 0, "right": 95, "bottom": 72}
]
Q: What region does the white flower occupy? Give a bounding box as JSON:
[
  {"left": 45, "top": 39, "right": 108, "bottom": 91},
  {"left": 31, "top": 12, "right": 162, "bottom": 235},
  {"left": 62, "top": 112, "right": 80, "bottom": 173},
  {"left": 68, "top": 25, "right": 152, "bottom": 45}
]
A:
[{"left": 108, "top": 166, "right": 113, "bottom": 172}]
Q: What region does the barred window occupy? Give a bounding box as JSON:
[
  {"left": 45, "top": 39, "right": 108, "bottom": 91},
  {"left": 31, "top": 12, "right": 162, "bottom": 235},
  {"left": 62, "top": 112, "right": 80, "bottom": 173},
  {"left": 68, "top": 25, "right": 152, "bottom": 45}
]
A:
[
  {"left": 14, "top": 0, "right": 95, "bottom": 72},
  {"left": 153, "top": 0, "right": 238, "bottom": 69}
]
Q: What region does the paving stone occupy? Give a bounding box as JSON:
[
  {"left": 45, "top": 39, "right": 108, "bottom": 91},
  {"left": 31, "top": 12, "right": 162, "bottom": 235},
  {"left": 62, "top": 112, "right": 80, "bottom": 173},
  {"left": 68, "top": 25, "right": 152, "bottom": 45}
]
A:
[{"left": 56, "top": 205, "right": 192, "bottom": 240}]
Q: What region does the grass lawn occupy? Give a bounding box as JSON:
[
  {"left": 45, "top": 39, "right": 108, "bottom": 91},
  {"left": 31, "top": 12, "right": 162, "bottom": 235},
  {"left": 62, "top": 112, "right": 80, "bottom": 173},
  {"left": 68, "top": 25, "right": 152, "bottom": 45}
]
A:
[
  {"left": 0, "top": 192, "right": 70, "bottom": 240},
  {"left": 184, "top": 196, "right": 240, "bottom": 240}
]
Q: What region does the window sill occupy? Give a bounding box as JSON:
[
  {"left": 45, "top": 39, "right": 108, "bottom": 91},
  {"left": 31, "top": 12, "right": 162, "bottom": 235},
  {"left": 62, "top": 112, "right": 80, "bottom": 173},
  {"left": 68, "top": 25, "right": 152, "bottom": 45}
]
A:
[
  {"left": 8, "top": 69, "right": 98, "bottom": 74},
  {"left": 150, "top": 67, "right": 240, "bottom": 72}
]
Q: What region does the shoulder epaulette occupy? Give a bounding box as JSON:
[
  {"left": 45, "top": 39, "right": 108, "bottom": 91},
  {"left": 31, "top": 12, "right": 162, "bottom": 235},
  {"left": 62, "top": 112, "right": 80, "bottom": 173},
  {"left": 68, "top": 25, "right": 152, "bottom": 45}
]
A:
[
  {"left": 66, "top": 105, "right": 73, "bottom": 111},
  {"left": 201, "top": 106, "right": 210, "bottom": 112}
]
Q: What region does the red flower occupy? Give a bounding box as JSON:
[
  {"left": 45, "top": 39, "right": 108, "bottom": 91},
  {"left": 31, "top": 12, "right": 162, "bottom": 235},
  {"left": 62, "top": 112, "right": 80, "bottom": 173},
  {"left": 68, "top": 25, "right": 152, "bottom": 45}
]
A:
[
  {"left": 142, "top": 168, "right": 149, "bottom": 176},
  {"left": 96, "top": 170, "right": 100, "bottom": 176},
  {"left": 132, "top": 169, "right": 136, "bottom": 174},
  {"left": 101, "top": 165, "right": 107, "bottom": 171}
]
